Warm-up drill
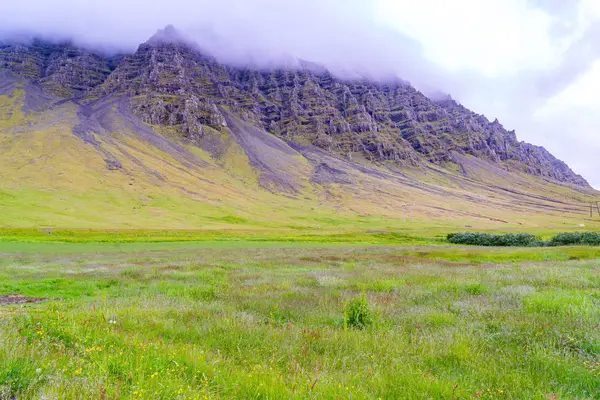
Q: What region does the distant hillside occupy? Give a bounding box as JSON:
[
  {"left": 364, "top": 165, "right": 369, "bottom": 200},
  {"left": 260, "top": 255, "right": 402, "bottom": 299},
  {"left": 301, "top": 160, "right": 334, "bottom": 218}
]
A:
[{"left": 0, "top": 26, "right": 596, "bottom": 230}]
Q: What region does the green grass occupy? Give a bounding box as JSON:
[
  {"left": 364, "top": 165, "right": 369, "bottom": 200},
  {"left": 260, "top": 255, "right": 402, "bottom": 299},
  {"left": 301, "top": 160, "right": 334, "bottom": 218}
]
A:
[
  {"left": 1, "top": 243, "right": 599, "bottom": 398},
  {"left": 398, "top": 246, "right": 600, "bottom": 263},
  {"left": 0, "top": 228, "right": 444, "bottom": 245}
]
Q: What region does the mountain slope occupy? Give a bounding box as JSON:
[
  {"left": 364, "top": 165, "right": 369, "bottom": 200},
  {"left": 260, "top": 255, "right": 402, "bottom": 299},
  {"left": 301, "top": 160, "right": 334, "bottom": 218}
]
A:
[
  {"left": 88, "top": 26, "right": 588, "bottom": 186},
  {"left": 0, "top": 28, "right": 597, "bottom": 231}
]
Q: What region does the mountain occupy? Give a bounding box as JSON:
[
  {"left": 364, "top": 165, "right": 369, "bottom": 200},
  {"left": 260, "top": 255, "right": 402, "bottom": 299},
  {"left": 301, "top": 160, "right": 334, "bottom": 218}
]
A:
[{"left": 0, "top": 27, "right": 596, "bottom": 230}]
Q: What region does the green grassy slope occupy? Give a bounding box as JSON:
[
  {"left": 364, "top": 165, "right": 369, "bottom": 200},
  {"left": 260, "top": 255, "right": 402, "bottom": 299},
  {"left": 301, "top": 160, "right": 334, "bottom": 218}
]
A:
[{"left": 1, "top": 83, "right": 599, "bottom": 234}]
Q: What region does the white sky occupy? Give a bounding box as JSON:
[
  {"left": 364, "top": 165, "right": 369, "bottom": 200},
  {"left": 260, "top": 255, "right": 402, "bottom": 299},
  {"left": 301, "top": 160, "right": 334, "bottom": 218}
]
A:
[
  {"left": 1, "top": 0, "right": 599, "bottom": 187},
  {"left": 375, "top": 0, "right": 600, "bottom": 187}
]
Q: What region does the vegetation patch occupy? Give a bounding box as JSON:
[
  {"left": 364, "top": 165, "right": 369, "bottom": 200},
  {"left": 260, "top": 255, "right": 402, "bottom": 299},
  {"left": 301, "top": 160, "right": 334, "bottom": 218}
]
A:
[
  {"left": 0, "top": 294, "right": 49, "bottom": 305},
  {"left": 344, "top": 293, "right": 374, "bottom": 329},
  {"left": 448, "top": 231, "right": 600, "bottom": 247},
  {"left": 0, "top": 243, "right": 599, "bottom": 398},
  {"left": 548, "top": 232, "right": 600, "bottom": 246}
]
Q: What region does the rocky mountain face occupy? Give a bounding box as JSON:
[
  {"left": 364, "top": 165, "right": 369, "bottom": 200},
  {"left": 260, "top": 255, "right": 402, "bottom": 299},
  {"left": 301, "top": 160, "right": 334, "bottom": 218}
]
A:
[
  {"left": 0, "top": 39, "right": 118, "bottom": 97},
  {"left": 0, "top": 27, "right": 589, "bottom": 187}
]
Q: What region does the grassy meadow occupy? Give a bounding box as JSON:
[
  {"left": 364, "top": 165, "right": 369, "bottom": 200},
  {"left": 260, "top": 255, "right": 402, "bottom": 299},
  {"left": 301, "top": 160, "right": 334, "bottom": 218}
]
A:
[{"left": 1, "top": 237, "right": 600, "bottom": 399}]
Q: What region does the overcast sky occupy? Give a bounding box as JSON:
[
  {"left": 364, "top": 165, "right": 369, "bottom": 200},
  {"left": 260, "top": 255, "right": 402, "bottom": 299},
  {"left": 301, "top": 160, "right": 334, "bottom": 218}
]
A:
[{"left": 1, "top": 0, "right": 599, "bottom": 187}]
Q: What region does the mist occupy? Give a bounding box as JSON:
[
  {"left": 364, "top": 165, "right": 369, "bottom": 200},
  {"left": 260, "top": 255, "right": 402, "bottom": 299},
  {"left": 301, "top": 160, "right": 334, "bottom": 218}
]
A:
[
  {"left": 1, "top": 0, "right": 599, "bottom": 187},
  {"left": 0, "top": 0, "right": 437, "bottom": 81}
]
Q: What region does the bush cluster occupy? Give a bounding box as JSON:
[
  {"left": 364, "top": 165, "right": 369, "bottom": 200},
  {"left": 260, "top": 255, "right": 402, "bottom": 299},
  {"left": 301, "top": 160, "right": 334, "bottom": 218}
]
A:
[
  {"left": 548, "top": 232, "right": 600, "bottom": 246},
  {"left": 447, "top": 232, "right": 541, "bottom": 247},
  {"left": 447, "top": 231, "right": 600, "bottom": 247}
]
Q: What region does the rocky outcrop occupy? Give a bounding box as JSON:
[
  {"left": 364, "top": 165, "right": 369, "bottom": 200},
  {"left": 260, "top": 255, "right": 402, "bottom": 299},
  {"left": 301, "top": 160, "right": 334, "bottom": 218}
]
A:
[
  {"left": 0, "top": 28, "right": 589, "bottom": 187},
  {"left": 0, "top": 39, "right": 115, "bottom": 96},
  {"left": 94, "top": 27, "right": 230, "bottom": 141},
  {"left": 432, "top": 98, "right": 589, "bottom": 186}
]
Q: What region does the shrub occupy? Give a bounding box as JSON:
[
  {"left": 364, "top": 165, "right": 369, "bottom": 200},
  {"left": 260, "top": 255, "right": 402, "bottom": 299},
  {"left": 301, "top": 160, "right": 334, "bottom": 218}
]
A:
[
  {"left": 447, "top": 231, "right": 600, "bottom": 247},
  {"left": 549, "top": 232, "right": 600, "bottom": 246},
  {"left": 345, "top": 293, "right": 373, "bottom": 329},
  {"left": 447, "top": 232, "right": 539, "bottom": 247}
]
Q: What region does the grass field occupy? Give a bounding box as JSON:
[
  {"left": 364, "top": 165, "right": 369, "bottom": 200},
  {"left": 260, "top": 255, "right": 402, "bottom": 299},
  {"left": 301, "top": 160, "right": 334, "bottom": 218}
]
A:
[{"left": 1, "top": 239, "right": 600, "bottom": 399}]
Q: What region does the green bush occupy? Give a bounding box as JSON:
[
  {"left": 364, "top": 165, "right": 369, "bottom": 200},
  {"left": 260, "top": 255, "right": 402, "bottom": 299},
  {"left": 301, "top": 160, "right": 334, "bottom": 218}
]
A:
[
  {"left": 447, "top": 232, "right": 540, "bottom": 247},
  {"left": 345, "top": 293, "right": 373, "bottom": 329},
  {"left": 447, "top": 231, "right": 600, "bottom": 247},
  {"left": 549, "top": 232, "right": 600, "bottom": 246}
]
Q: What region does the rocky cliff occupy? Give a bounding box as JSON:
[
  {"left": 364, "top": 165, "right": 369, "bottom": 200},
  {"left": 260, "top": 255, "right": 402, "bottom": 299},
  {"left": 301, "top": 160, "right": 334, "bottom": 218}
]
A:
[{"left": 0, "top": 26, "right": 589, "bottom": 187}]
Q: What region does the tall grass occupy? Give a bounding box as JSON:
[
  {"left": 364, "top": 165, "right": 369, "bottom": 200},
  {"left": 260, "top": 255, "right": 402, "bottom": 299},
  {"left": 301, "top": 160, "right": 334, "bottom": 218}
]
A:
[{"left": 0, "top": 244, "right": 598, "bottom": 398}]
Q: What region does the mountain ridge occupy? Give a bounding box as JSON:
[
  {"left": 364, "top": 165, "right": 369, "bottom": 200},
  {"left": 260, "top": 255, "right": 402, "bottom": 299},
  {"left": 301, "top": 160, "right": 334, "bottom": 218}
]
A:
[{"left": 0, "top": 27, "right": 589, "bottom": 187}]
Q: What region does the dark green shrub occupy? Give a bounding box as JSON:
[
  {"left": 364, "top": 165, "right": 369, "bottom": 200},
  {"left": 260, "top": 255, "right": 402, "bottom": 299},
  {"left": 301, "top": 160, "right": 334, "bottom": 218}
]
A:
[
  {"left": 549, "top": 232, "right": 600, "bottom": 246},
  {"left": 345, "top": 293, "right": 373, "bottom": 329},
  {"left": 447, "top": 232, "right": 538, "bottom": 247},
  {"left": 447, "top": 231, "right": 600, "bottom": 247}
]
